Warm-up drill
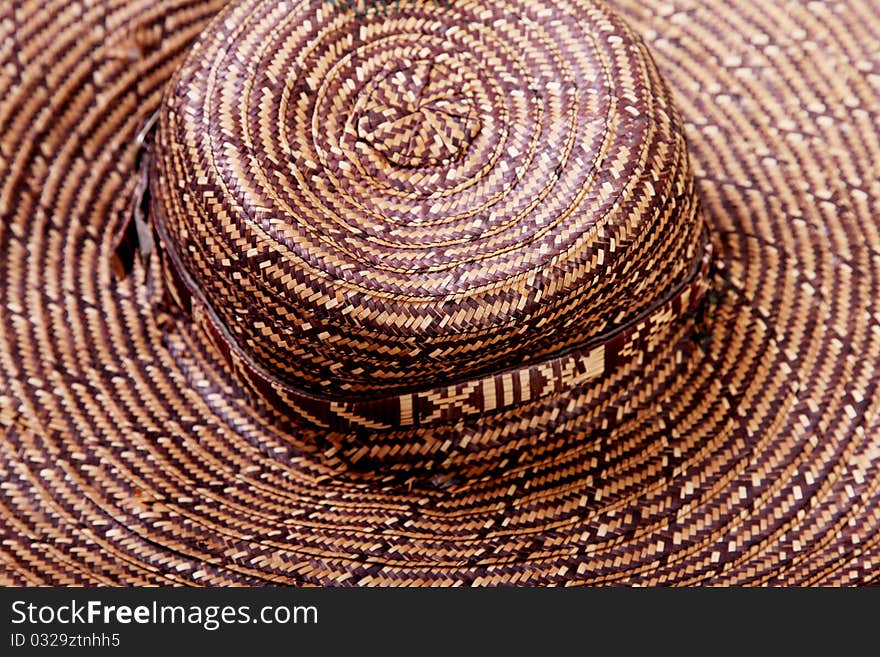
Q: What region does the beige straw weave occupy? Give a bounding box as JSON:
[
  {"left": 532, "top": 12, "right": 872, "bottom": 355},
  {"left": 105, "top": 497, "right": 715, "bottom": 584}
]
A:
[{"left": 0, "top": 0, "right": 879, "bottom": 586}]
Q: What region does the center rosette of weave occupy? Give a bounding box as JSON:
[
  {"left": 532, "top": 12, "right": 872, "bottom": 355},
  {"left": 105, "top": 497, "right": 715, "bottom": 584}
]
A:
[
  {"left": 148, "top": 0, "right": 706, "bottom": 401},
  {"left": 357, "top": 61, "right": 481, "bottom": 167}
]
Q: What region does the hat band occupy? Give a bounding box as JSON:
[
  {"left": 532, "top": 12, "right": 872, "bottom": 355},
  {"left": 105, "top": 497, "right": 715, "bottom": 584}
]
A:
[{"left": 147, "top": 196, "right": 713, "bottom": 431}]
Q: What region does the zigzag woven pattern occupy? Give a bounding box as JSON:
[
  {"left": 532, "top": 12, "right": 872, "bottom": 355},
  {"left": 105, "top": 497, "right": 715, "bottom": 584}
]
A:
[
  {"left": 148, "top": 0, "right": 706, "bottom": 399},
  {"left": 1, "top": 0, "right": 879, "bottom": 587}
]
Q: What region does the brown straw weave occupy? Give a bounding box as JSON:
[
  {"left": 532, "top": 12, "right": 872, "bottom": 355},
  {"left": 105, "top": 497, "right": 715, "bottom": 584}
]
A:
[
  {"left": 1, "top": 0, "right": 879, "bottom": 586},
  {"left": 147, "top": 0, "right": 710, "bottom": 430}
]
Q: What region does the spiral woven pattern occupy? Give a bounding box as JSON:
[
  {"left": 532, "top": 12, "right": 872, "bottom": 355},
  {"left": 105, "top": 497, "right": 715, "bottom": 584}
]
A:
[
  {"left": 1, "top": 0, "right": 879, "bottom": 586},
  {"left": 149, "top": 0, "right": 703, "bottom": 396}
]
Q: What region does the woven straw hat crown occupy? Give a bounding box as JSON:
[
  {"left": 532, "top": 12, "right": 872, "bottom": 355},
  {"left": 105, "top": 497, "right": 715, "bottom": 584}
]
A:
[{"left": 147, "top": 0, "right": 708, "bottom": 412}]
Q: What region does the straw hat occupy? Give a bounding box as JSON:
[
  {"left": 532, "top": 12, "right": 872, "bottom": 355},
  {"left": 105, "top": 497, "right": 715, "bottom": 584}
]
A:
[{"left": 1, "top": 0, "right": 878, "bottom": 586}]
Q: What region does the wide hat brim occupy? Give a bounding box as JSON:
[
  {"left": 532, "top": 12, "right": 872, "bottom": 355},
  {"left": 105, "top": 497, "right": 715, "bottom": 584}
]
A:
[{"left": 1, "top": 0, "right": 879, "bottom": 586}]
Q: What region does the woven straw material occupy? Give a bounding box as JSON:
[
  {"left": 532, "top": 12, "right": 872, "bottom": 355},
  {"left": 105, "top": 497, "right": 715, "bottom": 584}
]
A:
[
  {"left": 146, "top": 0, "right": 711, "bottom": 432},
  {"left": 0, "top": 0, "right": 879, "bottom": 586},
  {"left": 149, "top": 0, "right": 705, "bottom": 401}
]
